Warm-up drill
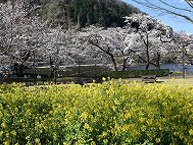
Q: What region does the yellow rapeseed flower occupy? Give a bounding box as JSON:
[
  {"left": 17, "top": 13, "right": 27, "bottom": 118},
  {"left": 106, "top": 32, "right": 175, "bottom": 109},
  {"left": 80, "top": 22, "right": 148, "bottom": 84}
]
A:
[
  {"left": 139, "top": 117, "right": 146, "bottom": 123},
  {"left": 102, "top": 77, "right": 106, "bottom": 81},
  {"left": 102, "top": 131, "right": 108, "bottom": 137},
  {"left": 35, "top": 138, "right": 40, "bottom": 143},
  {"left": 3, "top": 141, "right": 9, "bottom": 145},
  {"left": 81, "top": 112, "right": 88, "bottom": 120},
  {"left": 189, "top": 129, "right": 193, "bottom": 136},
  {"left": 83, "top": 123, "right": 92, "bottom": 131},
  {"left": 156, "top": 138, "right": 161, "bottom": 143},
  {"left": 103, "top": 139, "right": 108, "bottom": 144},
  {"left": 1, "top": 122, "right": 6, "bottom": 128},
  {"left": 1, "top": 81, "right": 193, "bottom": 144},
  {"left": 10, "top": 130, "right": 17, "bottom": 136},
  {"left": 90, "top": 141, "right": 96, "bottom": 145},
  {"left": 171, "top": 77, "right": 175, "bottom": 81}
]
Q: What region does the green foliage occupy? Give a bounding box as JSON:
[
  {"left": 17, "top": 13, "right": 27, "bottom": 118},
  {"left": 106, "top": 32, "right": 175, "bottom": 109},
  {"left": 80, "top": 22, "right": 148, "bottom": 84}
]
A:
[
  {"left": 102, "top": 69, "right": 170, "bottom": 78},
  {"left": 34, "top": 0, "right": 141, "bottom": 29},
  {"left": 172, "top": 72, "right": 183, "bottom": 75}
]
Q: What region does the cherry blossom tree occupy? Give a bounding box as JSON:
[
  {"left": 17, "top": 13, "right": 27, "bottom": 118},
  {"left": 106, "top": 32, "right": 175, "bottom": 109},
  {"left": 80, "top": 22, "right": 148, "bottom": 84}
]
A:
[
  {"left": 124, "top": 13, "right": 173, "bottom": 69},
  {"left": 0, "top": 0, "right": 46, "bottom": 76},
  {"left": 172, "top": 31, "right": 193, "bottom": 63},
  {"left": 42, "top": 27, "right": 77, "bottom": 82},
  {"left": 73, "top": 26, "right": 109, "bottom": 66},
  {"left": 76, "top": 26, "right": 135, "bottom": 71},
  {"left": 0, "top": 0, "right": 81, "bottom": 81},
  {"left": 173, "top": 31, "right": 193, "bottom": 77}
]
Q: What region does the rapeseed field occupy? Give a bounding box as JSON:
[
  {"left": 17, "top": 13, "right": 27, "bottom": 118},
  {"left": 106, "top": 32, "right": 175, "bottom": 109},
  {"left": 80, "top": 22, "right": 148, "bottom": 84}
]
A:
[{"left": 0, "top": 79, "right": 192, "bottom": 144}]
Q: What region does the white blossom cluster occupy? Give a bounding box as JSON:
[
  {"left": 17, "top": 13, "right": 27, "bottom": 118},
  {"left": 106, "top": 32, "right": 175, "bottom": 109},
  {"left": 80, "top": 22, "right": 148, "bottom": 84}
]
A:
[{"left": 0, "top": 1, "right": 193, "bottom": 72}]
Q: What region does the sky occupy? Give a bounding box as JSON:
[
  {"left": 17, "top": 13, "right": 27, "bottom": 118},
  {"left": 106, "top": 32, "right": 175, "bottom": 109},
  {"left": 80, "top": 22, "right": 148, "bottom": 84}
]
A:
[{"left": 122, "top": 0, "right": 193, "bottom": 34}]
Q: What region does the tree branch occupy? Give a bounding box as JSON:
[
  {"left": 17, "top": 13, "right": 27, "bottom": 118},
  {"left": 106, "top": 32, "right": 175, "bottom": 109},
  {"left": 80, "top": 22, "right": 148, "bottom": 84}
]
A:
[
  {"left": 184, "top": 0, "right": 193, "bottom": 8},
  {"left": 89, "top": 39, "right": 118, "bottom": 71},
  {"left": 131, "top": 0, "right": 193, "bottom": 24},
  {"left": 158, "top": 0, "right": 193, "bottom": 13},
  {"left": 0, "top": 46, "right": 9, "bottom": 55},
  {"left": 128, "top": 49, "right": 147, "bottom": 64}
]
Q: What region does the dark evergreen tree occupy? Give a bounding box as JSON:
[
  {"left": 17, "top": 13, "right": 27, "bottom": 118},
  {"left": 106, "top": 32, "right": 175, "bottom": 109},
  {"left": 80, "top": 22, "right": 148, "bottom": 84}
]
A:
[{"left": 1, "top": 0, "right": 141, "bottom": 29}]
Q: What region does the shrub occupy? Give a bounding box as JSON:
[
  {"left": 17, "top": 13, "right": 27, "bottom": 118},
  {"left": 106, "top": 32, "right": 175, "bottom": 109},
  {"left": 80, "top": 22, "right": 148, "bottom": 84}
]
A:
[
  {"left": 172, "top": 72, "right": 183, "bottom": 75},
  {"left": 102, "top": 69, "right": 169, "bottom": 78},
  {"left": 0, "top": 81, "right": 192, "bottom": 144}
]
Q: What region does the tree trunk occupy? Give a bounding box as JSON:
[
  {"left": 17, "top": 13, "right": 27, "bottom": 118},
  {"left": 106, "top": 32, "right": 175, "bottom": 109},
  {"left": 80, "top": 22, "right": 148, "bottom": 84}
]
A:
[
  {"left": 146, "top": 63, "right": 150, "bottom": 70},
  {"left": 110, "top": 55, "right": 118, "bottom": 71},
  {"left": 122, "top": 58, "right": 128, "bottom": 71},
  {"left": 19, "top": 64, "right": 24, "bottom": 76},
  {"left": 77, "top": 14, "right": 81, "bottom": 31},
  {"left": 34, "top": 69, "right": 37, "bottom": 85},
  {"left": 67, "top": 4, "right": 71, "bottom": 29},
  {"left": 146, "top": 35, "right": 150, "bottom": 70},
  {"left": 54, "top": 70, "right": 57, "bottom": 84},
  {"left": 49, "top": 56, "right": 54, "bottom": 78},
  {"left": 33, "top": 54, "right": 37, "bottom": 85},
  {"left": 88, "top": 40, "right": 118, "bottom": 71},
  {"left": 156, "top": 52, "right": 161, "bottom": 69}
]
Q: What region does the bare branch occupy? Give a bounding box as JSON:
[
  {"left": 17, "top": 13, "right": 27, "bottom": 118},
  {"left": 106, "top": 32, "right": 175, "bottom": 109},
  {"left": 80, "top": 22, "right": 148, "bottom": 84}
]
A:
[
  {"left": 0, "top": 46, "right": 9, "bottom": 55},
  {"left": 128, "top": 49, "right": 147, "bottom": 63},
  {"left": 158, "top": 0, "right": 193, "bottom": 13},
  {"left": 130, "top": 0, "right": 193, "bottom": 24},
  {"left": 184, "top": 0, "right": 193, "bottom": 8}
]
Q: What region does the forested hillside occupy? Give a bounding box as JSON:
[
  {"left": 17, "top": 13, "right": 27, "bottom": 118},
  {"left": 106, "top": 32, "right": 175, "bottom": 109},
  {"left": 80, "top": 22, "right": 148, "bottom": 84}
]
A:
[
  {"left": 0, "top": 0, "right": 141, "bottom": 29},
  {"left": 39, "top": 0, "right": 141, "bottom": 29}
]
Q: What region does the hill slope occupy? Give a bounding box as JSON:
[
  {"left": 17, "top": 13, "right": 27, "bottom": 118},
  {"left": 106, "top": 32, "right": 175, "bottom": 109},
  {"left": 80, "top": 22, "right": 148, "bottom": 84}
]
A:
[{"left": 25, "top": 0, "right": 141, "bottom": 29}]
